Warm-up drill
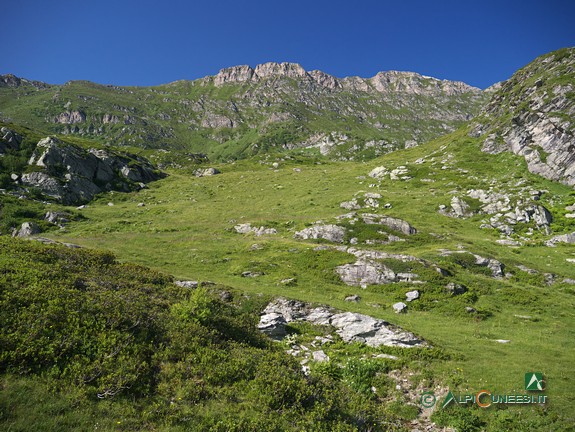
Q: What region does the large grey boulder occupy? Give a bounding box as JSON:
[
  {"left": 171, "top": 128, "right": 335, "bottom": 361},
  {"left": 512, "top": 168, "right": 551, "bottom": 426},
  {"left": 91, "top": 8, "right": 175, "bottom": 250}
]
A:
[
  {"left": 193, "top": 167, "right": 220, "bottom": 177},
  {"left": 257, "top": 312, "right": 287, "bottom": 338},
  {"left": 234, "top": 223, "right": 277, "bottom": 236},
  {"left": 0, "top": 127, "right": 22, "bottom": 153},
  {"left": 294, "top": 224, "right": 346, "bottom": 243},
  {"left": 361, "top": 214, "right": 417, "bottom": 235},
  {"left": 336, "top": 260, "right": 396, "bottom": 287},
  {"left": 546, "top": 232, "right": 575, "bottom": 247},
  {"left": 13, "top": 222, "right": 41, "bottom": 238}
]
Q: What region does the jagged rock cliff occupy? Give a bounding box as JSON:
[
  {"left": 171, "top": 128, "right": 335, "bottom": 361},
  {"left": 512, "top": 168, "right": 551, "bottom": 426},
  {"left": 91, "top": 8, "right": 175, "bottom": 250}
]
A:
[
  {"left": 0, "top": 62, "right": 487, "bottom": 160},
  {"left": 471, "top": 48, "right": 575, "bottom": 187},
  {"left": 20, "top": 136, "right": 165, "bottom": 204}
]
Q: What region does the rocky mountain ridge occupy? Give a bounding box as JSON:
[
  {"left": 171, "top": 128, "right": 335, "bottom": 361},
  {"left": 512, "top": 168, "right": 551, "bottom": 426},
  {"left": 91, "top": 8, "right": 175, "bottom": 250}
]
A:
[
  {"left": 0, "top": 63, "right": 487, "bottom": 161},
  {"left": 212, "top": 61, "right": 479, "bottom": 96},
  {"left": 471, "top": 47, "right": 575, "bottom": 187}
]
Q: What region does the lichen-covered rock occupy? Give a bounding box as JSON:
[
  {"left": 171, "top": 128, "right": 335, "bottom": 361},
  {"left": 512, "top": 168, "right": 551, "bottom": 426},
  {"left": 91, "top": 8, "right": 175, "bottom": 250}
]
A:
[
  {"left": 294, "top": 224, "right": 346, "bottom": 243},
  {"left": 193, "top": 167, "right": 220, "bottom": 177}
]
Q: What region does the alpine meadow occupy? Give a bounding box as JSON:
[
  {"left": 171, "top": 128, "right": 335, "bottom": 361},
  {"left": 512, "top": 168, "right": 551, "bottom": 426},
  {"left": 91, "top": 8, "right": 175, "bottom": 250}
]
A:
[{"left": 1, "top": 47, "right": 574, "bottom": 431}]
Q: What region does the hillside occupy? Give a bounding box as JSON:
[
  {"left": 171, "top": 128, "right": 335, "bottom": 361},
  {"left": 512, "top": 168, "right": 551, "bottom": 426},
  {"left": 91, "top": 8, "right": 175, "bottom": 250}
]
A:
[
  {"left": 0, "top": 64, "right": 487, "bottom": 161},
  {"left": 1, "top": 48, "right": 575, "bottom": 431},
  {"left": 471, "top": 47, "right": 575, "bottom": 186}
]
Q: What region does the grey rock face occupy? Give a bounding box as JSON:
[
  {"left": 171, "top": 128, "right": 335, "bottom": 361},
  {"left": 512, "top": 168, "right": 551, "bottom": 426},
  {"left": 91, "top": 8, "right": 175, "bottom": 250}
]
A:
[
  {"left": 13, "top": 222, "right": 41, "bottom": 238},
  {"left": 257, "top": 312, "right": 287, "bottom": 338},
  {"left": 445, "top": 282, "right": 468, "bottom": 295},
  {"left": 21, "top": 136, "right": 164, "bottom": 204},
  {"left": 336, "top": 260, "right": 396, "bottom": 287},
  {"left": 545, "top": 232, "right": 575, "bottom": 247},
  {"left": 393, "top": 302, "right": 407, "bottom": 313},
  {"left": 0, "top": 127, "right": 22, "bottom": 153},
  {"left": 258, "top": 297, "right": 425, "bottom": 348},
  {"left": 472, "top": 48, "right": 575, "bottom": 187},
  {"left": 361, "top": 214, "right": 417, "bottom": 235},
  {"left": 193, "top": 167, "right": 220, "bottom": 177},
  {"left": 175, "top": 280, "right": 199, "bottom": 289},
  {"left": 294, "top": 224, "right": 346, "bottom": 243},
  {"left": 405, "top": 290, "right": 420, "bottom": 302},
  {"left": 234, "top": 223, "right": 277, "bottom": 236},
  {"left": 54, "top": 110, "right": 86, "bottom": 124}
]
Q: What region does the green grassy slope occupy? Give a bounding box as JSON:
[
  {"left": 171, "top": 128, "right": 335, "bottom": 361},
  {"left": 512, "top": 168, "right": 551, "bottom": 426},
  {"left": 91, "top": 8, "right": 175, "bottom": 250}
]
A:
[{"left": 38, "top": 128, "right": 575, "bottom": 430}]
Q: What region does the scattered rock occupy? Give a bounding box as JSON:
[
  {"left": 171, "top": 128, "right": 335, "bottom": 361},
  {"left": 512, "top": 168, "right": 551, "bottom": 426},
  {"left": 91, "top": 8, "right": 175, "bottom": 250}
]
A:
[
  {"left": 280, "top": 277, "right": 297, "bottom": 286},
  {"left": 465, "top": 307, "right": 477, "bottom": 313},
  {"left": 368, "top": 166, "right": 389, "bottom": 179},
  {"left": 234, "top": 223, "right": 277, "bottom": 236},
  {"left": 405, "top": 290, "right": 420, "bottom": 302},
  {"left": 294, "top": 224, "right": 346, "bottom": 243},
  {"left": 312, "top": 350, "right": 329, "bottom": 362},
  {"left": 193, "top": 167, "right": 220, "bottom": 177},
  {"left": 545, "top": 232, "right": 575, "bottom": 247},
  {"left": 219, "top": 291, "right": 233, "bottom": 302},
  {"left": 13, "top": 221, "right": 41, "bottom": 238},
  {"left": 445, "top": 282, "right": 468, "bottom": 295},
  {"left": 360, "top": 213, "right": 417, "bottom": 235},
  {"left": 175, "top": 280, "right": 199, "bottom": 289},
  {"left": 345, "top": 294, "right": 361, "bottom": 302},
  {"left": 241, "top": 271, "right": 262, "bottom": 278},
  {"left": 340, "top": 199, "right": 361, "bottom": 210},
  {"left": 336, "top": 260, "right": 396, "bottom": 287},
  {"left": 393, "top": 302, "right": 407, "bottom": 313}
]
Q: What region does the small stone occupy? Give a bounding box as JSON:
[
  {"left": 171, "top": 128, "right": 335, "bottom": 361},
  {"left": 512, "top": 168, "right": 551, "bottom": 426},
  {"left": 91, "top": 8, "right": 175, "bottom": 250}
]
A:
[
  {"left": 312, "top": 350, "right": 329, "bottom": 362},
  {"left": 465, "top": 307, "right": 476, "bottom": 313},
  {"left": 107, "top": 202, "right": 114, "bottom": 206},
  {"left": 445, "top": 282, "right": 468, "bottom": 296},
  {"left": 137, "top": 202, "right": 145, "bottom": 207},
  {"left": 495, "top": 339, "right": 511, "bottom": 344},
  {"left": 405, "top": 290, "right": 420, "bottom": 302},
  {"left": 345, "top": 294, "right": 361, "bottom": 302},
  {"left": 272, "top": 162, "right": 279, "bottom": 169},
  {"left": 219, "top": 291, "right": 232, "bottom": 302},
  {"left": 241, "top": 271, "right": 262, "bottom": 278},
  {"left": 280, "top": 277, "right": 297, "bottom": 286},
  {"left": 175, "top": 280, "right": 198, "bottom": 288},
  {"left": 393, "top": 302, "right": 407, "bottom": 313}
]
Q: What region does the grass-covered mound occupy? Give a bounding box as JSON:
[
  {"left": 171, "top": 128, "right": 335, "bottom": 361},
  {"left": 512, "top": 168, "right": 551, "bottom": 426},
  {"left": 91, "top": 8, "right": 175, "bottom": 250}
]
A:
[{"left": 0, "top": 237, "right": 407, "bottom": 431}]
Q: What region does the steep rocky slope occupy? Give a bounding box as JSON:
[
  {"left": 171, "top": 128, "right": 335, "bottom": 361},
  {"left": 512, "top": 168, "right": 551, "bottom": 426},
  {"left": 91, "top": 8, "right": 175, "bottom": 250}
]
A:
[
  {"left": 0, "top": 64, "right": 487, "bottom": 160},
  {"left": 471, "top": 47, "right": 575, "bottom": 187},
  {"left": 0, "top": 124, "right": 165, "bottom": 205}
]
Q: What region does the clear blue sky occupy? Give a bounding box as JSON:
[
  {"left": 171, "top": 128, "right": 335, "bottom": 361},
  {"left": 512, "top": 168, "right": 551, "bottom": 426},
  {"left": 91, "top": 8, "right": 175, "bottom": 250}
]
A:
[{"left": 2, "top": 0, "right": 574, "bottom": 89}]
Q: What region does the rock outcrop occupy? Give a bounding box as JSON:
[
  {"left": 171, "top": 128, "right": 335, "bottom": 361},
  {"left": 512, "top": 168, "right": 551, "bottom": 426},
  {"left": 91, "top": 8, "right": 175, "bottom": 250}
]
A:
[
  {"left": 294, "top": 224, "right": 346, "bottom": 243},
  {"left": 258, "top": 297, "right": 425, "bottom": 348},
  {"left": 0, "top": 127, "right": 22, "bottom": 153},
  {"left": 21, "top": 136, "right": 165, "bottom": 204},
  {"left": 234, "top": 223, "right": 277, "bottom": 236},
  {"left": 471, "top": 48, "right": 575, "bottom": 187}
]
